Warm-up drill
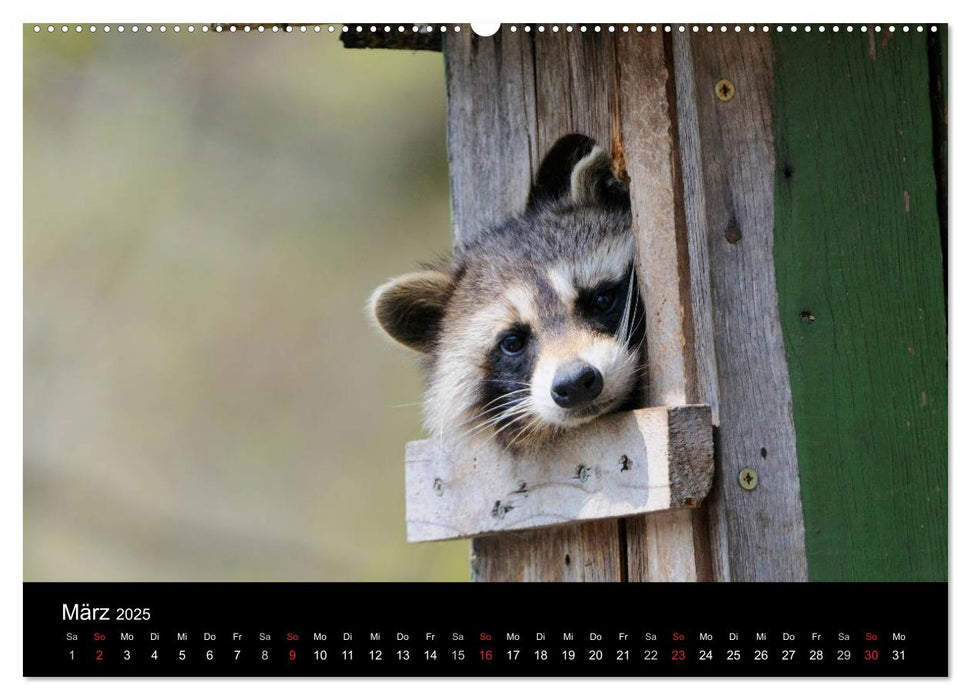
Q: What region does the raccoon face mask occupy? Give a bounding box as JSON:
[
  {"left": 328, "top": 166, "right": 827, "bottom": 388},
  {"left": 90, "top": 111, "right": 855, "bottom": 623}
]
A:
[{"left": 370, "top": 134, "right": 644, "bottom": 451}]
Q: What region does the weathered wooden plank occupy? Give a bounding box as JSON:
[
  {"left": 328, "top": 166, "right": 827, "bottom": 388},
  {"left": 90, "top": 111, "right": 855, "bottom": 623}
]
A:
[
  {"left": 470, "top": 521, "right": 623, "bottom": 582},
  {"left": 533, "top": 30, "right": 618, "bottom": 156},
  {"left": 445, "top": 29, "right": 624, "bottom": 581},
  {"left": 670, "top": 33, "right": 732, "bottom": 582},
  {"left": 672, "top": 32, "right": 809, "bottom": 582},
  {"left": 480, "top": 28, "right": 714, "bottom": 582},
  {"left": 928, "top": 26, "right": 947, "bottom": 298},
  {"left": 616, "top": 31, "right": 713, "bottom": 583},
  {"left": 445, "top": 31, "right": 537, "bottom": 247},
  {"left": 406, "top": 405, "right": 714, "bottom": 542},
  {"left": 773, "top": 31, "right": 947, "bottom": 581},
  {"left": 617, "top": 33, "right": 694, "bottom": 407}
]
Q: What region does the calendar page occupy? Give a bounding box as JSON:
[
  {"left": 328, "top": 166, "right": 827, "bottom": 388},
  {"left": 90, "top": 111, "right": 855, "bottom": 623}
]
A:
[{"left": 22, "top": 17, "right": 949, "bottom": 679}]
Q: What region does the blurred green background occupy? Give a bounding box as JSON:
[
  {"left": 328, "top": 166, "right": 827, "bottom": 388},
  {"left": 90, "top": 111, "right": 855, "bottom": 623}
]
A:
[{"left": 24, "top": 26, "right": 468, "bottom": 581}]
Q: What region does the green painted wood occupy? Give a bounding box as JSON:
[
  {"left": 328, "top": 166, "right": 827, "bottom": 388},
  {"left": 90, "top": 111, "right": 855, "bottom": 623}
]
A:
[
  {"left": 929, "top": 26, "right": 947, "bottom": 295},
  {"left": 773, "top": 30, "right": 947, "bottom": 582}
]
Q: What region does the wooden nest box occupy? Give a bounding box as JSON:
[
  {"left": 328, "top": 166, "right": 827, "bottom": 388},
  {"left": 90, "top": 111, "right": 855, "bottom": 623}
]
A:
[{"left": 343, "top": 25, "right": 949, "bottom": 585}]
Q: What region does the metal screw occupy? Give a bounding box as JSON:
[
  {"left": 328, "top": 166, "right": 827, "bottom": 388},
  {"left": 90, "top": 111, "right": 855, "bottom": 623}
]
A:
[
  {"left": 738, "top": 467, "right": 758, "bottom": 490},
  {"left": 715, "top": 79, "right": 735, "bottom": 102}
]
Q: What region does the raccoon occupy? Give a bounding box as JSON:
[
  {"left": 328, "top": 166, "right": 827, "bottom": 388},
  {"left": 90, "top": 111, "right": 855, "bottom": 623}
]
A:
[{"left": 369, "top": 134, "right": 645, "bottom": 452}]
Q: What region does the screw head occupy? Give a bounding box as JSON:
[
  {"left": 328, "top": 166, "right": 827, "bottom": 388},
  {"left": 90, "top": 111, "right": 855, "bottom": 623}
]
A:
[
  {"left": 738, "top": 467, "right": 758, "bottom": 490},
  {"left": 715, "top": 79, "right": 736, "bottom": 102}
]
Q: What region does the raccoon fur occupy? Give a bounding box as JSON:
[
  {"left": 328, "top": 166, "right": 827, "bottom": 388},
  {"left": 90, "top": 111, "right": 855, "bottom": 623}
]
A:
[{"left": 369, "top": 134, "right": 645, "bottom": 452}]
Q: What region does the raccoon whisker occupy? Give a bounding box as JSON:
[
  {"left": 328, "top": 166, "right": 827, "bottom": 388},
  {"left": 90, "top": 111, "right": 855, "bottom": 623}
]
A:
[
  {"left": 459, "top": 392, "right": 533, "bottom": 429},
  {"left": 615, "top": 265, "right": 636, "bottom": 339},
  {"left": 461, "top": 419, "right": 514, "bottom": 443},
  {"left": 390, "top": 401, "right": 425, "bottom": 408},
  {"left": 623, "top": 285, "right": 642, "bottom": 347},
  {"left": 457, "top": 392, "right": 531, "bottom": 432},
  {"left": 475, "top": 412, "right": 536, "bottom": 452},
  {"left": 481, "top": 405, "right": 529, "bottom": 423},
  {"left": 465, "top": 398, "right": 532, "bottom": 428},
  {"left": 617, "top": 265, "right": 637, "bottom": 341},
  {"left": 479, "top": 389, "right": 531, "bottom": 410},
  {"left": 507, "top": 415, "right": 546, "bottom": 451},
  {"left": 623, "top": 341, "right": 638, "bottom": 361},
  {"left": 627, "top": 353, "right": 648, "bottom": 369},
  {"left": 476, "top": 397, "right": 541, "bottom": 448},
  {"left": 456, "top": 411, "right": 520, "bottom": 440},
  {"left": 508, "top": 420, "right": 540, "bottom": 449},
  {"left": 456, "top": 403, "right": 534, "bottom": 442},
  {"left": 623, "top": 303, "right": 644, "bottom": 349},
  {"left": 469, "top": 404, "right": 532, "bottom": 432}
]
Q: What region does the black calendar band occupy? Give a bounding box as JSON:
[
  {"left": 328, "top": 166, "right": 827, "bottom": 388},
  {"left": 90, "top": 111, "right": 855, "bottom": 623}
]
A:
[{"left": 24, "top": 582, "right": 947, "bottom": 677}]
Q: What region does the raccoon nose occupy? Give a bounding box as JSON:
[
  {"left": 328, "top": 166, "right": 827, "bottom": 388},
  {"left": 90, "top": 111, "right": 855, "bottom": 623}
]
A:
[{"left": 551, "top": 361, "right": 604, "bottom": 409}]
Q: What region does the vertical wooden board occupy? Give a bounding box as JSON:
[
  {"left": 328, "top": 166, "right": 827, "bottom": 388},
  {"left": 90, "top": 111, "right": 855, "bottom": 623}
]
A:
[
  {"left": 670, "top": 34, "right": 732, "bottom": 582},
  {"left": 678, "top": 33, "right": 809, "bottom": 582},
  {"left": 928, "top": 26, "right": 947, "bottom": 295},
  {"left": 617, "top": 33, "right": 693, "bottom": 408},
  {"left": 445, "top": 31, "right": 538, "bottom": 246},
  {"left": 471, "top": 521, "right": 624, "bottom": 582},
  {"left": 446, "top": 29, "right": 625, "bottom": 581},
  {"left": 616, "top": 32, "right": 712, "bottom": 583},
  {"left": 773, "top": 31, "right": 947, "bottom": 581},
  {"left": 533, "top": 30, "right": 617, "bottom": 151}
]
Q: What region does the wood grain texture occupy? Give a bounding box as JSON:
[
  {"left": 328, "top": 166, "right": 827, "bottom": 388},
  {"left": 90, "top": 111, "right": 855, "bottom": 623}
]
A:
[
  {"left": 470, "top": 521, "right": 623, "bottom": 582},
  {"left": 616, "top": 32, "right": 713, "bottom": 583},
  {"left": 928, "top": 27, "right": 947, "bottom": 299},
  {"left": 445, "top": 29, "right": 623, "bottom": 581},
  {"left": 445, "top": 31, "right": 537, "bottom": 247},
  {"left": 406, "top": 406, "right": 714, "bottom": 542},
  {"left": 773, "top": 31, "right": 947, "bottom": 581},
  {"left": 672, "top": 33, "right": 809, "bottom": 582},
  {"left": 671, "top": 33, "right": 732, "bottom": 581}
]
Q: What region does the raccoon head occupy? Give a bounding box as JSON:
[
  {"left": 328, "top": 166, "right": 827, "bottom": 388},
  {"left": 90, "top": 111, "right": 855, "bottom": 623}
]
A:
[{"left": 370, "top": 134, "right": 644, "bottom": 452}]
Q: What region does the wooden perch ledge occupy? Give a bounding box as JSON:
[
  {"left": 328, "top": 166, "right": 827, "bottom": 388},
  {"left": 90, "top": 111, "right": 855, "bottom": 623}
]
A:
[{"left": 405, "top": 405, "right": 714, "bottom": 543}]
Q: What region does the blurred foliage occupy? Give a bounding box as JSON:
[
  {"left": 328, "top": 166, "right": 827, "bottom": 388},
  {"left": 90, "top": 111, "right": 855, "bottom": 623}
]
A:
[{"left": 24, "top": 26, "right": 468, "bottom": 581}]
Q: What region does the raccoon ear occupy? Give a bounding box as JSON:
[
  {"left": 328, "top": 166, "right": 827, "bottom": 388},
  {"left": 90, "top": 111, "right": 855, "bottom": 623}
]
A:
[
  {"left": 527, "top": 133, "right": 630, "bottom": 210},
  {"left": 369, "top": 271, "right": 452, "bottom": 353}
]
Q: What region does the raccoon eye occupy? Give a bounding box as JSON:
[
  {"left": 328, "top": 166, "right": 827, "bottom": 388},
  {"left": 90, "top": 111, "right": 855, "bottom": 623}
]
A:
[
  {"left": 499, "top": 333, "right": 526, "bottom": 356},
  {"left": 593, "top": 290, "right": 618, "bottom": 313}
]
